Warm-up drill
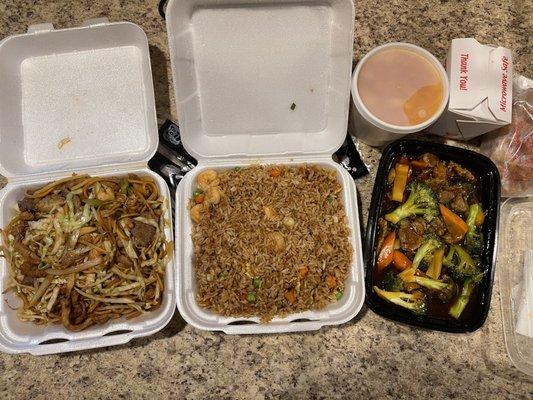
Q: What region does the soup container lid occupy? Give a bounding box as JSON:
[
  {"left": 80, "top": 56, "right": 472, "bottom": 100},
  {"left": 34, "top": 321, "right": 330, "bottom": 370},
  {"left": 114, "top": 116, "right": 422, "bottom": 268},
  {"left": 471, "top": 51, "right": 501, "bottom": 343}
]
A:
[
  {"left": 498, "top": 197, "right": 533, "bottom": 376},
  {"left": 165, "top": 0, "right": 354, "bottom": 161}
]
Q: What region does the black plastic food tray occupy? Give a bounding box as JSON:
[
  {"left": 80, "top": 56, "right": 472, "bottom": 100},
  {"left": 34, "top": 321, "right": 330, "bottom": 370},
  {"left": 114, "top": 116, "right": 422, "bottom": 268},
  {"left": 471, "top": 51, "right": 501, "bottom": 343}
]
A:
[{"left": 364, "top": 139, "right": 501, "bottom": 333}]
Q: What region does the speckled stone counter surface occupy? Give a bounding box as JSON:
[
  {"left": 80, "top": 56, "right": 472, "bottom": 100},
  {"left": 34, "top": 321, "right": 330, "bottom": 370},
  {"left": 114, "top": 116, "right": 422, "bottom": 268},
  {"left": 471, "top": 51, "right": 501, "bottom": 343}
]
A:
[{"left": 0, "top": 1, "right": 532, "bottom": 399}]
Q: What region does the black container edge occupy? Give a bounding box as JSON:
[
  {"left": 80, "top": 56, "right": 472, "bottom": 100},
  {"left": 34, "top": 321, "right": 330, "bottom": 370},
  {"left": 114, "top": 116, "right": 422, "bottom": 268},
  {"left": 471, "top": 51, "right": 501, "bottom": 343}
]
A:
[{"left": 363, "top": 139, "right": 501, "bottom": 333}]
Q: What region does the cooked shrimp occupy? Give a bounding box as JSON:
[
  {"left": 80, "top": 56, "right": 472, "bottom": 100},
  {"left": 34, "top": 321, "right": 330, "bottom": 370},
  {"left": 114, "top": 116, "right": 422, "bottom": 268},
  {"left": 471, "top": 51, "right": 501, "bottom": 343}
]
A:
[
  {"left": 263, "top": 206, "right": 277, "bottom": 220},
  {"left": 190, "top": 204, "right": 206, "bottom": 223},
  {"left": 269, "top": 232, "right": 285, "bottom": 252},
  {"left": 197, "top": 170, "right": 219, "bottom": 190},
  {"left": 205, "top": 186, "right": 221, "bottom": 205},
  {"left": 282, "top": 216, "right": 295, "bottom": 228}
]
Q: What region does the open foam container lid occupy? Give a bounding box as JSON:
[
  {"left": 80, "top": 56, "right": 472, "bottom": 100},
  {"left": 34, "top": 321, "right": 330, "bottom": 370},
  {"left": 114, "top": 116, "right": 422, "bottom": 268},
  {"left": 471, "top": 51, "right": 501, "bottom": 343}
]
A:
[
  {"left": 166, "top": 0, "right": 354, "bottom": 160},
  {"left": 0, "top": 19, "right": 158, "bottom": 180}
]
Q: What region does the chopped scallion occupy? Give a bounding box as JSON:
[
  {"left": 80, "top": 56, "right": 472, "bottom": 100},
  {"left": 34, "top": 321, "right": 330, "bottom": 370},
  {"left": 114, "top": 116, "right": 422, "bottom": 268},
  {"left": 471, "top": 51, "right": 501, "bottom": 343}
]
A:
[{"left": 219, "top": 271, "right": 228, "bottom": 279}]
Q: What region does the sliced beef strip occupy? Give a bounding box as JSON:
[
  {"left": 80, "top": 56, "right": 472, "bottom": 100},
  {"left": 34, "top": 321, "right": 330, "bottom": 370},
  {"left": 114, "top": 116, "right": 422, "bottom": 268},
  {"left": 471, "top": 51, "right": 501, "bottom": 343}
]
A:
[
  {"left": 59, "top": 246, "right": 91, "bottom": 267},
  {"left": 131, "top": 221, "right": 156, "bottom": 248},
  {"left": 21, "top": 275, "right": 36, "bottom": 286},
  {"left": 20, "top": 262, "right": 47, "bottom": 278},
  {"left": 14, "top": 241, "right": 40, "bottom": 264},
  {"left": 18, "top": 197, "right": 36, "bottom": 212},
  {"left": 398, "top": 220, "right": 423, "bottom": 252},
  {"left": 10, "top": 220, "right": 28, "bottom": 241},
  {"left": 35, "top": 193, "right": 65, "bottom": 213},
  {"left": 19, "top": 211, "right": 35, "bottom": 221}
]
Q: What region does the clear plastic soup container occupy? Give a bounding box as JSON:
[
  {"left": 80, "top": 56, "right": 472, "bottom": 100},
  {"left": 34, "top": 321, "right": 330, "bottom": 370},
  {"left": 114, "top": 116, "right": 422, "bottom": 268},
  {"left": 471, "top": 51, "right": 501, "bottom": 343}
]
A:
[
  {"left": 0, "top": 20, "right": 176, "bottom": 355},
  {"left": 166, "top": 0, "right": 366, "bottom": 333},
  {"left": 499, "top": 197, "right": 533, "bottom": 376}
]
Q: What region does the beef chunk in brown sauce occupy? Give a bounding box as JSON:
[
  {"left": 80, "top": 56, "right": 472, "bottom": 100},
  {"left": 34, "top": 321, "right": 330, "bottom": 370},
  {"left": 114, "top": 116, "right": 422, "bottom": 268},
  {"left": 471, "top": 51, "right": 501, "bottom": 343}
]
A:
[
  {"left": 429, "top": 216, "right": 447, "bottom": 237},
  {"left": 450, "top": 194, "right": 468, "bottom": 214},
  {"left": 398, "top": 219, "right": 423, "bottom": 252},
  {"left": 439, "top": 190, "right": 455, "bottom": 204},
  {"left": 411, "top": 217, "right": 427, "bottom": 235},
  {"left": 449, "top": 161, "right": 476, "bottom": 182}
]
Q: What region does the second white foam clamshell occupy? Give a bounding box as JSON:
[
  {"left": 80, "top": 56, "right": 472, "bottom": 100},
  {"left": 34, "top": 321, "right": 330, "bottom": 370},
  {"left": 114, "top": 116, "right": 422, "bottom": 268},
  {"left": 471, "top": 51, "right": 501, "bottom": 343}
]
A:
[{"left": 166, "top": 0, "right": 366, "bottom": 333}]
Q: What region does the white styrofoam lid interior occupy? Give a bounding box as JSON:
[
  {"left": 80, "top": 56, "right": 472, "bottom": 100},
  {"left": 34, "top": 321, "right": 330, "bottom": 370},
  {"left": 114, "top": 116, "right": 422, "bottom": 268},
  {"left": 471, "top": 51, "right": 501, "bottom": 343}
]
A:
[
  {"left": 0, "top": 20, "right": 158, "bottom": 179},
  {"left": 166, "top": 0, "right": 354, "bottom": 159}
]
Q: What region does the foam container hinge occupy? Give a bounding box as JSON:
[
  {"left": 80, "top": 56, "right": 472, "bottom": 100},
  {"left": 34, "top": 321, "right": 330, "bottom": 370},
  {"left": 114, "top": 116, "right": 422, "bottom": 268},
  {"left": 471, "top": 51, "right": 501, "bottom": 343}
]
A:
[
  {"left": 167, "top": 0, "right": 365, "bottom": 333},
  {"left": 0, "top": 20, "right": 176, "bottom": 355}
]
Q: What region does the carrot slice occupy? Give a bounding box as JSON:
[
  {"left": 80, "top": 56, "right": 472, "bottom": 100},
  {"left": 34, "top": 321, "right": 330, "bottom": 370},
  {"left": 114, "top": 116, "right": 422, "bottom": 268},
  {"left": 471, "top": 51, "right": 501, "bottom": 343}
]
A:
[
  {"left": 377, "top": 231, "right": 396, "bottom": 270},
  {"left": 269, "top": 168, "right": 281, "bottom": 177},
  {"left": 326, "top": 275, "right": 337, "bottom": 288},
  {"left": 194, "top": 194, "right": 205, "bottom": 204},
  {"left": 392, "top": 250, "right": 412, "bottom": 271},
  {"left": 439, "top": 204, "right": 468, "bottom": 242},
  {"left": 298, "top": 266, "right": 309, "bottom": 278},
  {"left": 285, "top": 290, "right": 297, "bottom": 303},
  {"left": 391, "top": 164, "right": 410, "bottom": 202},
  {"left": 426, "top": 248, "right": 444, "bottom": 280}
]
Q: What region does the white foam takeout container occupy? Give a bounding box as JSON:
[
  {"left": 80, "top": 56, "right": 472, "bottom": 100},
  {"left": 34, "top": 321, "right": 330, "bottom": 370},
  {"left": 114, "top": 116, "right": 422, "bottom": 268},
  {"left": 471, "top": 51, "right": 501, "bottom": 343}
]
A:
[
  {"left": 167, "top": 0, "right": 365, "bottom": 333},
  {"left": 0, "top": 19, "right": 176, "bottom": 355}
]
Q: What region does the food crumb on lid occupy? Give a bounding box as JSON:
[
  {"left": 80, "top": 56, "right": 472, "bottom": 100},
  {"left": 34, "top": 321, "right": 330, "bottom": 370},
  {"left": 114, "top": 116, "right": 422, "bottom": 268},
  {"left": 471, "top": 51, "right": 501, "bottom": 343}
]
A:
[{"left": 57, "top": 137, "right": 72, "bottom": 150}]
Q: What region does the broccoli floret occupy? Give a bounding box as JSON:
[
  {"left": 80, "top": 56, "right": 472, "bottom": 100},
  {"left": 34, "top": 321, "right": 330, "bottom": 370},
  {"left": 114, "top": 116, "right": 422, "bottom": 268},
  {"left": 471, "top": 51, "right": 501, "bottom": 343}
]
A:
[
  {"left": 443, "top": 245, "right": 485, "bottom": 283},
  {"left": 449, "top": 278, "right": 476, "bottom": 319},
  {"left": 385, "top": 182, "right": 438, "bottom": 224},
  {"left": 466, "top": 203, "right": 484, "bottom": 256},
  {"left": 382, "top": 270, "right": 404, "bottom": 291},
  {"left": 373, "top": 286, "right": 427, "bottom": 315},
  {"left": 412, "top": 234, "right": 442, "bottom": 269},
  {"left": 399, "top": 267, "right": 456, "bottom": 299}
]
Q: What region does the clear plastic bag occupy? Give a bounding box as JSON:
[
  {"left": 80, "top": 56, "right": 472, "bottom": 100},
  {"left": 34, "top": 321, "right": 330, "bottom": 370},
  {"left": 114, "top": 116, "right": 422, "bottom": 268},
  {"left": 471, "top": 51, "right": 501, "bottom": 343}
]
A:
[{"left": 480, "top": 75, "right": 533, "bottom": 197}]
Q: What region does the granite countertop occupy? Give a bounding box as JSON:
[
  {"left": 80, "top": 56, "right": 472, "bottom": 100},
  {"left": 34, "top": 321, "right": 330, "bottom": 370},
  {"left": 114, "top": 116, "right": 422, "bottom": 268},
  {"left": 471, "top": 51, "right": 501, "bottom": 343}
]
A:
[{"left": 0, "top": 1, "right": 532, "bottom": 399}]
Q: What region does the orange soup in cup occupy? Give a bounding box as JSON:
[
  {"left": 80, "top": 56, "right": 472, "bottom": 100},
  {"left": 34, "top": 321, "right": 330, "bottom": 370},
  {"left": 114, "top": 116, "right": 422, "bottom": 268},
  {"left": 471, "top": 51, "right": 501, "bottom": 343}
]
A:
[{"left": 357, "top": 48, "right": 444, "bottom": 126}]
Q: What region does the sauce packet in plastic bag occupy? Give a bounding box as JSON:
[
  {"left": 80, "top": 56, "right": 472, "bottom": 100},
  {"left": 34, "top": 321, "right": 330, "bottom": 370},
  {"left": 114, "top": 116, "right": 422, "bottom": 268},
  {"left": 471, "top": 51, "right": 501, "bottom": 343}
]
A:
[{"left": 480, "top": 75, "right": 533, "bottom": 197}]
